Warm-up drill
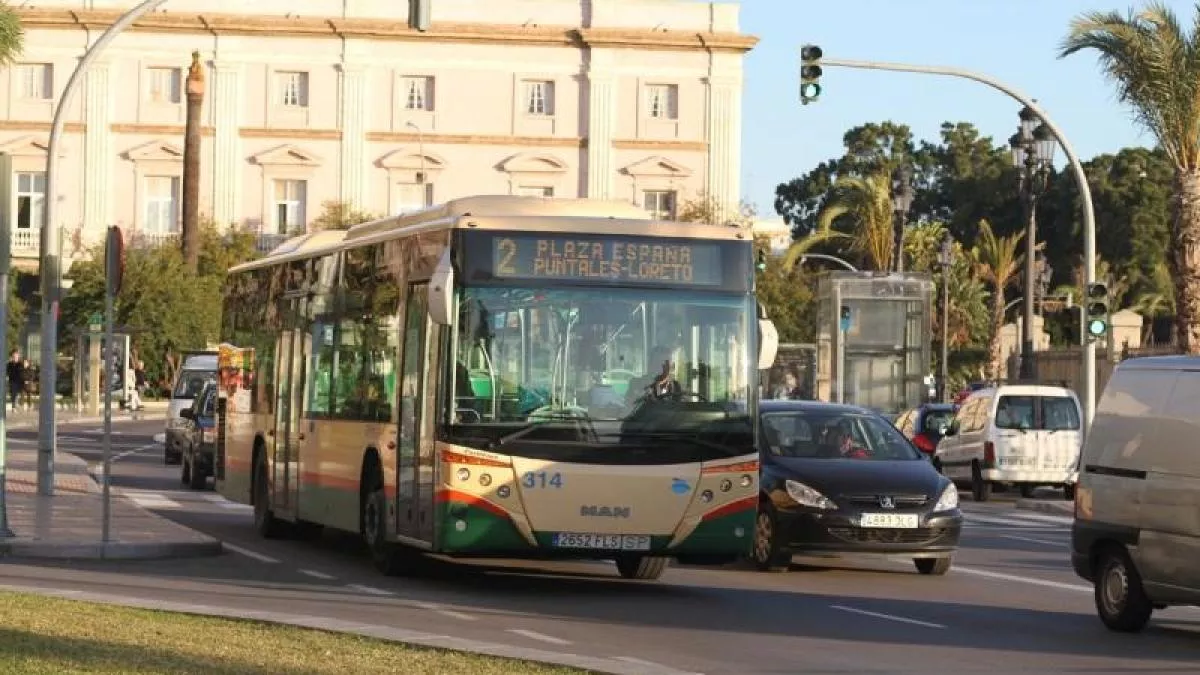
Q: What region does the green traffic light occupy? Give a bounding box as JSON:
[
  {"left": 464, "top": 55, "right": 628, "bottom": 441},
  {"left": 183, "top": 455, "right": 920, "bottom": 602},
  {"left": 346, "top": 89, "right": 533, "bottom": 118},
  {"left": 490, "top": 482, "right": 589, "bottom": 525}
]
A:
[{"left": 1087, "top": 319, "right": 1108, "bottom": 337}]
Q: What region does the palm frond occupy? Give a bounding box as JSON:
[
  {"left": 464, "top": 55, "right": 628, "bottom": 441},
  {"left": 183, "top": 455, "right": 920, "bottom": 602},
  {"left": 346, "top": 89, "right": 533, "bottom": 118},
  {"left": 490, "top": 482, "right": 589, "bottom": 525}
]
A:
[
  {"left": 0, "top": 5, "right": 23, "bottom": 66},
  {"left": 780, "top": 229, "right": 849, "bottom": 271}
]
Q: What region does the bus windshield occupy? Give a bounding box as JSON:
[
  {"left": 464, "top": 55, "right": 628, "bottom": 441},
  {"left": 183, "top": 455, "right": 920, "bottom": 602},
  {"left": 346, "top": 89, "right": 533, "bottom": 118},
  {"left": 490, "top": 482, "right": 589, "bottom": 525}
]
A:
[{"left": 443, "top": 286, "right": 755, "bottom": 464}]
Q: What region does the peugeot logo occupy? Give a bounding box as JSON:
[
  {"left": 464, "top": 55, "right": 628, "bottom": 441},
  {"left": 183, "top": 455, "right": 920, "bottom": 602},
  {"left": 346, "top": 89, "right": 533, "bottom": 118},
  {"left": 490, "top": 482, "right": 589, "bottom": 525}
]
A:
[{"left": 878, "top": 496, "right": 896, "bottom": 509}]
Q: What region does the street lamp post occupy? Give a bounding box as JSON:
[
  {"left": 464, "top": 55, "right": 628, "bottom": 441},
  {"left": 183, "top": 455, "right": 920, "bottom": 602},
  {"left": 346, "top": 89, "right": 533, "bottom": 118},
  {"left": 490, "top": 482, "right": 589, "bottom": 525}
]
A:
[
  {"left": 938, "top": 234, "right": 953, "bottom": 402},
  {"left": 1010, "top": 105, "right": 1056, "bottom": 381},
  {"left": 891, "top": 165, "right": 914, "bottom": 272}
]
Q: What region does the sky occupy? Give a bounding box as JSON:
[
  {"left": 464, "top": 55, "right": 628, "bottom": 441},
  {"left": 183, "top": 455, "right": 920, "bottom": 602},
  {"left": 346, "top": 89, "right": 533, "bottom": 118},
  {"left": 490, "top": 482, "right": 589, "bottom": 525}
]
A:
[{"left": 737, "top": 0, "right": 1181, "bottom": 217}]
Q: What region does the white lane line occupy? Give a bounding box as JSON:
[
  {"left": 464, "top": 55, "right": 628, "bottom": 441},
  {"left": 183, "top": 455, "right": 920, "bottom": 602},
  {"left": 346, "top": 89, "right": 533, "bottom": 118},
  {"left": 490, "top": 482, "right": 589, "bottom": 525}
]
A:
[
  {"left": 298, "top": 569, "right": 336, "bottom": 580},
  {"left": 347, "top": 583, "right": 394, "bottom": 597},
  {"left": 953, "top": 565, "right": 1090, "bottom": 593},
  {"left": 114, "top": 443, "right": 157, "bottom": 461},
  {"left": 413, "top": 601, "right": 478, "bottom": 621},
  {"left": 506, "top": 629, "right": 572, "bottom": 645},
  {"left": 999, "top": 533, "right": 1069, "bottom": 547},
  {"left": 965, "top": 514, "right": 1063, "bottom": 528},
  {"left": 830, "top": 604, "right": 946, "bottom": 629},
  {"left": 1010, "top": 511, "right": 1075, "bottom": 525},
  {"left": 223, "top": 543, "right": 281, "bottom": 564},
  {"left": 126, "top": 495, "right": 180, "bottom": 509},
  {"left": 153, "top": 432, "right": 166, "bottom": 443}
]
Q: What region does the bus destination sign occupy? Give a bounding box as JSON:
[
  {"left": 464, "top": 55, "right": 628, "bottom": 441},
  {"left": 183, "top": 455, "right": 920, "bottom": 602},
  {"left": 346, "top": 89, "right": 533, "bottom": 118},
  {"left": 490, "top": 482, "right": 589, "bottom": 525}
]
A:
[{"left": 491, "top": 235, "right": 723, "bottom": 285}]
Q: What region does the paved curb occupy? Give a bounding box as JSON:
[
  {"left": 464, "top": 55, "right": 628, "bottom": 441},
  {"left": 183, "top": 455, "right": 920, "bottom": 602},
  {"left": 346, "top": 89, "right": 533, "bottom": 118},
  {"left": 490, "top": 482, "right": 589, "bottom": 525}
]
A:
[
  {"left": 0, "top": 539, "right": 223, "bottom": 560},
  {"left": 0, "top": 582, "right": 691, "bottom": 675},
  {"left": 1015, "top": 498, "right": 1074, "bottom": 517}
]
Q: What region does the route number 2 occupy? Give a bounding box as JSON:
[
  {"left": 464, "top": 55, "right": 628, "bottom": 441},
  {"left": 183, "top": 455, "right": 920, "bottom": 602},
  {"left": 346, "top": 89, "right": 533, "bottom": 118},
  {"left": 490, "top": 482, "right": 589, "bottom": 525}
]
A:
[{"left": 522, "top": 471, "right": 563, "bottom": 489}]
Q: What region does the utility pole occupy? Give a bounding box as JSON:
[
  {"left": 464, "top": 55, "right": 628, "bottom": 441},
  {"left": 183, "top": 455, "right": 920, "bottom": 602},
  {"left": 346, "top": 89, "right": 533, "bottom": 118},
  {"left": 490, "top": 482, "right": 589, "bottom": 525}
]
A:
[{"left": 181, "top": 50, "right": 204, "bottom": 272}]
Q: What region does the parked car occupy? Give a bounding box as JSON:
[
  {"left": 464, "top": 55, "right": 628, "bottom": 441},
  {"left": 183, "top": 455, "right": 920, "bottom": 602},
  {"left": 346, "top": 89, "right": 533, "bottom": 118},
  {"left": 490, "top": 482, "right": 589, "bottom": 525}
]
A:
[
  {"left": 164, "top": 352, "right": 218, "bottom": 464},
  {"left": 936, "top": 383, "right": 1081, "bottom": 501},
  {"left": 753, "top": 400, "right": 962, "bottom": 576},
  {"left": 178, "top": 381, "right": 218, "bottom": 490},
  {"left": 894, "top": 403, "right": 957, "bottom": 455},
  {"left": 1072, "top": 356, "right": 1200, "bottom": 632}
]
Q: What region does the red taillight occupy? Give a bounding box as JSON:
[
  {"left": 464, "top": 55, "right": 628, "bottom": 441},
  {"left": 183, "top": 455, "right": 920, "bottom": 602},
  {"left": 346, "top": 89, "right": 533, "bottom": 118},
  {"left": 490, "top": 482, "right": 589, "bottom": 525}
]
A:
[
  {"left": 983, "top": 441, "right": 995, "bottom": 468},
  {"left": 913, "top": 433, "right": 936, "bottom": 454}
]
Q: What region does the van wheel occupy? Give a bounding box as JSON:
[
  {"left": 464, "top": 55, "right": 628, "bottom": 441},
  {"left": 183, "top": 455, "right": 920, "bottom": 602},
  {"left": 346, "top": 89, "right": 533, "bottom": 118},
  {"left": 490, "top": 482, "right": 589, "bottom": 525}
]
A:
[
  {"left": 615, "top": 555, "right": 668, "bottom": 580},
  {"left": 1019, "top": 485, "right": 1037, "bottom": 499},
  {"left": 1095, "top": 547, "right": 1153, "bottom": 632},
  {"left": 971, "top": 462, "right": 992, "bottom": 502}
]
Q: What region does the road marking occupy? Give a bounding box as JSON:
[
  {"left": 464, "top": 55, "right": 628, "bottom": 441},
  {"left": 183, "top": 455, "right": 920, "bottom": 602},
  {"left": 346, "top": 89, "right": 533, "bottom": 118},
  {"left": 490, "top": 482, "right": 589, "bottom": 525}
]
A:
[
  {"left": 414, "top": 601, "right": 477, "bottom": 621},
  {"left": 830, "top": 604, "right": 946, "bottom": 629},
  {"left": 999, "top": 533, "right": 1068, "bottom": 547},
  {"left": 113, "top": 443, "right": 157, "bottom": 461},
  {"left": 298, "top": 569, "right": 336, "bottom": 580},
  {"left": 153, "top": 432, "right": 166, "bottom": 443},
  {"left": 507, "top": 629, "right": 572, "bottom": 645},
  {"left": 222, "top": 543, "right": 281, "bottom": 564},
  {"left": 953, "top": 565, "right": 1090, "bottom": 593},
  {"left": 614, "top": 656, "right": 703, "bottom": 675},
  {"left": 1010, "top": 511, "right": 1075, "bottom": 525},
  {"left": 347, "top": 583, "right": 394, "bottom": 597},
  {"left": 126, "top": 494, "right": 180, "bottom": 509}
]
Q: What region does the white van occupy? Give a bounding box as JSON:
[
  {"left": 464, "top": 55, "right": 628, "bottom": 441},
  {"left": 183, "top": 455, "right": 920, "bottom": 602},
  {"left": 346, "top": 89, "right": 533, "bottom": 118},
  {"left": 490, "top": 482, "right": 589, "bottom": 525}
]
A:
[
  {"left": 164, "top": 352, "right": 218, "bottom": 464},
  {"left": 1072, "top": 356, "right": 1200, "bottom": 632},
  {"left": 934, "top": 383, "right": 1082, "bottom": 501}
]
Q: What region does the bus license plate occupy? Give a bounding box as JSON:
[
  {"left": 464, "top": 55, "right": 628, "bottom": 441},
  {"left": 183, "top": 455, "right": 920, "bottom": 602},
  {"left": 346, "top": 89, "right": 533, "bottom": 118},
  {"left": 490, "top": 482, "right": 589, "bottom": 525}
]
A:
[
  {"left": 859, "top": 513, "right": 919, "bottom": 529},
  {"left": 552, "top": 533, "right": 651, "bottom": 550}
]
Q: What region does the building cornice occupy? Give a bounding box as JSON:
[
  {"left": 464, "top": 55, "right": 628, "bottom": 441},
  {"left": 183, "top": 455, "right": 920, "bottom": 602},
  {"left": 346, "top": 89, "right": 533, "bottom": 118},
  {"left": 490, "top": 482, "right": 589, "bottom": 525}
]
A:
[{"left": 16, "top": 9, "right": 757, "bottom": 54}]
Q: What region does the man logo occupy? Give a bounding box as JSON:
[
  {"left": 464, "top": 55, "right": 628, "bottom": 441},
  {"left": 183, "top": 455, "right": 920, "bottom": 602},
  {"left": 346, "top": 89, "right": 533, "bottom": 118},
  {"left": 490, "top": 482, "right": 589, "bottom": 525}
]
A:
[
  {"left": 580, "top": 505, "right": 632, "bottom": 518},
  {"left": 878, "top": 496, "right": 896, "bottom": 509}
]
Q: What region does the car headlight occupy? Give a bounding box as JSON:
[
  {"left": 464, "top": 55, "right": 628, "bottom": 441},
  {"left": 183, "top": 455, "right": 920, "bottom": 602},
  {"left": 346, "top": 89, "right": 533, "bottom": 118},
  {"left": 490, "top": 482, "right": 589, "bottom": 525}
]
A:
[
  {"left": 933, "top": 482, "right": 959, "bottom": 512},
  {"left": 785, "top": 479, "right": 835, "bottom": 510}
]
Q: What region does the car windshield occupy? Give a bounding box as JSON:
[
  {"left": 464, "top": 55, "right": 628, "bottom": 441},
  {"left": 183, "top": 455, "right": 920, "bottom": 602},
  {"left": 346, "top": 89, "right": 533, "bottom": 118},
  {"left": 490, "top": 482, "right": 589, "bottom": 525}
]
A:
[
  {"left": 995, "top": 395, "right": 1080, "bottom": 431},
  {"left": 762, "top": 409, "right": 923, "bottom": 461},
  {"left": 173, "top": 371, "right": 214, "bottom": 399},
  {"left": 441, "top": 285, "right": 755, "bottom": 464}
]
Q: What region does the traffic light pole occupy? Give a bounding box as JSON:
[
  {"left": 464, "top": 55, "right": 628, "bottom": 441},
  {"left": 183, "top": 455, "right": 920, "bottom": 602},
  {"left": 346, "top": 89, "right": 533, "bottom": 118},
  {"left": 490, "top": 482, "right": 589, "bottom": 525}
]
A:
[{"left": 817, "top": 57, "right": 1099, "bottom": 433}]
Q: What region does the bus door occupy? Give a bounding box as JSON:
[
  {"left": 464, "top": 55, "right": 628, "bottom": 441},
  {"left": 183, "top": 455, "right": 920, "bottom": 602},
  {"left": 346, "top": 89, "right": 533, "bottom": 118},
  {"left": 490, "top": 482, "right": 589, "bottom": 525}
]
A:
[
  {"left": 272, "top": 294, "right": 308, "bottom": 518},
  {"left": 396, "top": 282, "right": 429, "bottom": 539}
]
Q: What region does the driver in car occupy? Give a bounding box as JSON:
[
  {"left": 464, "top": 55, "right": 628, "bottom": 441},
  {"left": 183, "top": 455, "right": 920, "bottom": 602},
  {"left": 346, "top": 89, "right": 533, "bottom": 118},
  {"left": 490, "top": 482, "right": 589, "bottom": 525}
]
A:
[
  {"left": 626, "top": 344, "right": 682, "bottom": 405},
  {"left": 821, "top": 422, "right": 870, "bottom": 459}
]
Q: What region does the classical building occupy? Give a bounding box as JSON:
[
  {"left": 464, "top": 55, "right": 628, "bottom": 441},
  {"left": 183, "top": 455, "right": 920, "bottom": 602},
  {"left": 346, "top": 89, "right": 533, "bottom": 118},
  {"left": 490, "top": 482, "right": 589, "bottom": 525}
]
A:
[{"left": 2, "top": 0, "right": 755, "bottom": 268}]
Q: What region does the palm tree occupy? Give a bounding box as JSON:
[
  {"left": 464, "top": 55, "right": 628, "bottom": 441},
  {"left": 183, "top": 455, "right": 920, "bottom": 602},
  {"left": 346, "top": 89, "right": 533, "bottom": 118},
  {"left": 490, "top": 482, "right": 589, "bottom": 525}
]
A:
[
  {"left": 1061, "top": 3, "right": 1200, "bottom": 353},
  {"left": 780, "top": 229, "right": 850, "bottom": 271},
  {"left": 0, "top": 4, "right": 23, "bottom": 65},
  {"left": 816, "top": 171, "right": 894, "bottom": 271},
  {"left": 972, "top": 219, "right": 1025, "bottom": 379}
]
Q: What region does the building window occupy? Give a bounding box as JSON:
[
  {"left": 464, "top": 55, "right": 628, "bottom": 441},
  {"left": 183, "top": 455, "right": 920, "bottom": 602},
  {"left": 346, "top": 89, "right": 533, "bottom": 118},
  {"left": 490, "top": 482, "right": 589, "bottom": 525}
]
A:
[
  {"left": 523, "top": 80, "right": 554, "bottom": 116},
  {"left": 395, "top": 182, "right": 433, "bottom": 215},
  {"left": 278, "top": 71, "right": 309, "bottom": 108},
  {"left": 18, "top": 63, "right": 52, "bottom": 100},
  {"left": 146, "top": 67, "right": 182, "bottom": 104},
  {"left": 273, "top": 179, "right": 307, "bottom": 233},
  {"left": 143, "top": 176, "right": 180, "bottom": 233},
  {"left": 14, "top": 172, "right": 46, "bottom": 230},
  {"left": 643, "top": 190, "right": 676, "bottom": 220},
  {"left": 517, "top": 186, "right": 553, "bottom": 197},
  {"left": 645, "top": 84, "right": 678, "bottom": 120},
  {"left": 401, "top": 76, "right": 433, "bottom": 111}
]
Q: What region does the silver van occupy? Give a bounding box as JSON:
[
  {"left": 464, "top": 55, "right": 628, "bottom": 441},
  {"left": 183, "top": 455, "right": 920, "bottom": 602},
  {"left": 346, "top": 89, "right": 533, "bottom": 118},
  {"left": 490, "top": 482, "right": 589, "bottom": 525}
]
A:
[
  {"left": 164, "top": 352, "right": 218, "bottom": 464},
  {"left": 1072, "top": 355, "right": 1200, "bottom": 632}
]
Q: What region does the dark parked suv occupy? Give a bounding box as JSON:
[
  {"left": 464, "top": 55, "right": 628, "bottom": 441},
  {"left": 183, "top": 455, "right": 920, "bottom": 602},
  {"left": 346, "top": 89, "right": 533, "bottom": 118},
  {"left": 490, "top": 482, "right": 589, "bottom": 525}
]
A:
[{"left": 178, "top": 381, "right": 218, "bottom": 490}]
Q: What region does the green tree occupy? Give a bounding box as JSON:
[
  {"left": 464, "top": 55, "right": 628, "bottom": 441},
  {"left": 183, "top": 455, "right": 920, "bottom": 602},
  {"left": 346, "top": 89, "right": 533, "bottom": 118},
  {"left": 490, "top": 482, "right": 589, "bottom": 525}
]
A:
[
  {"left": 1061, "top": 2, "right": 1200, "bottom": 352},
  {"left": 6, "top": 270, "right": 25, "bottom": 352},
  {"left": 0, "top": 3, "right": 24, "bottom": 66},
  {"left": 310, "top": 200, "right": 381, "bottom": 231},
  {"left": 816, "top": 171, "right": 896, "bottom": 271},
  {"left": 972, "top": 219, "right": 1025, "bottom": 378},
  {"left": 755, "top": 238, "right": 817, "bottom": 342}
]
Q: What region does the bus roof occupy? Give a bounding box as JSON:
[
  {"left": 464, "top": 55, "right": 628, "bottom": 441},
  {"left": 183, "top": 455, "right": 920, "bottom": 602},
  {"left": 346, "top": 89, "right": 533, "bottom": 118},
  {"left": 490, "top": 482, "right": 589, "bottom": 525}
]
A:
[{"left": 230, "top": 195, "right": 749, "bottom": 273}]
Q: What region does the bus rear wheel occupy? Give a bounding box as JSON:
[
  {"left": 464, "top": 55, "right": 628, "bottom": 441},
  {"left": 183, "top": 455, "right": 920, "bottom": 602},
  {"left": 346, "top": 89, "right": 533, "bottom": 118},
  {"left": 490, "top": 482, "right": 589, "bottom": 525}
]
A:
[{"left": 615, "top": 554, "right": 668, "bottom": 580}]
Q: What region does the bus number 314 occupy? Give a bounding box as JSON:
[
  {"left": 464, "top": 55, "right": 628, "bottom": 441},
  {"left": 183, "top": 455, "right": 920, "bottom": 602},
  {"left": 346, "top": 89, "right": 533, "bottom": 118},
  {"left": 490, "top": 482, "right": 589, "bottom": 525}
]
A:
[{"left": 521, "top": 471, "right": 564, "bottom": 489}]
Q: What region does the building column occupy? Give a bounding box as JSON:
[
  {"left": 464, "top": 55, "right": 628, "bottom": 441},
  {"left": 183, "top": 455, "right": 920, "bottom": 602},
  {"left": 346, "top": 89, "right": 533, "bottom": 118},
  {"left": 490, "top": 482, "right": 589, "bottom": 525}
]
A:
[
  {"left": 82, "top": 60, "right": 112, "bottom": 239},
  {"left": 211, "top": 62, "right": 243, "bottom": 229},
  {"left": 704, "top": 63, "right": 743, "bottom": 222},
  {"left": 338, "top": 63, "right": 368, "bottom": 209},
  {"left": 585, "top": 50, "right": 617, "bottom": 199}
]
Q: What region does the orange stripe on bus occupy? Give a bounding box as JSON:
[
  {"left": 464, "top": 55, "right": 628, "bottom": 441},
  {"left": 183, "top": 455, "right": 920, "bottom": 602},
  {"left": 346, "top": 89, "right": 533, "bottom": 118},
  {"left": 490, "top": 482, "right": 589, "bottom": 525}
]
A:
[
  {"left": 701, "top": 460, "right": 759, "bottom": 475},
  {"left": 441, "top": 449, "right": 509, "bottom": 468},
  {"left": 701, "top": 495, "right": 757, "bottom": 522},
  {"left": 434, "top": 488, "right": 510, "bottom": 520},
  {"left": 299, "top": 472, "right": 359, "bottom": 491}
]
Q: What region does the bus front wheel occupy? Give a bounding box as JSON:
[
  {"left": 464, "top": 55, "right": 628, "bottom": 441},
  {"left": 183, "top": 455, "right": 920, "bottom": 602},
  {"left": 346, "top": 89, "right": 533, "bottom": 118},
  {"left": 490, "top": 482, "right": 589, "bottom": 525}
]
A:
[
  {"left": 253, "top": 452, "right": 282, "bottom": 539},
  {"left": 362, "top": 486, "right": 408, "bottom": 576},
  {"left": 615, "top": 554, "right": 668, "bottom": 580}
]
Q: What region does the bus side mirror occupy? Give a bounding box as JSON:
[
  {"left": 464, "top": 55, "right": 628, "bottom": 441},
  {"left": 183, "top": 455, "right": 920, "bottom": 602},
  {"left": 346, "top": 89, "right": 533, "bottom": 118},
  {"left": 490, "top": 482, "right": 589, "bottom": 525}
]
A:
[
  {"left": 428, "top": 249, "right": 454, "bottom": 325},
  {"left": 758, "top": 318, "right": 779, "bottom": 370}
]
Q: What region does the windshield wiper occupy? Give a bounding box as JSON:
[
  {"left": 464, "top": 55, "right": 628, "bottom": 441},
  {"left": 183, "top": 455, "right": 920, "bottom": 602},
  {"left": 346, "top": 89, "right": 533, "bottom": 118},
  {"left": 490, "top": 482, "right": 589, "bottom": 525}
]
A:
[{"left": 489, "top": 409, "right": 615, "bottom": 448}]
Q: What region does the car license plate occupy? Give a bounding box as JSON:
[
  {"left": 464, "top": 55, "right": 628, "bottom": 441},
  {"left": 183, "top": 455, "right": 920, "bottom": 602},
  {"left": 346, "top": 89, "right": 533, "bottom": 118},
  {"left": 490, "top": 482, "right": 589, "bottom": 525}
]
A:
[
  {"left": 551, "top": 533, "right": 651, "bottom": 550},
  {"left": 860, "top": 513, "right": 919, "bottom": 529}
]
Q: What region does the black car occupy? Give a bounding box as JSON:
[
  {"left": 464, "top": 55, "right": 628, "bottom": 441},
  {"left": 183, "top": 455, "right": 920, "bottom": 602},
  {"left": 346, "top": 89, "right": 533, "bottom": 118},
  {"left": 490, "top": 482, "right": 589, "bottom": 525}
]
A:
[
  {"left": 752, "top": 400, "right": 963, "bottom": 575},
  {"left": 178, "top": 381, "right": 218, "bottom": 490},
  {"left": 894, "top": 403, "right": 957, "bottom": 455}
]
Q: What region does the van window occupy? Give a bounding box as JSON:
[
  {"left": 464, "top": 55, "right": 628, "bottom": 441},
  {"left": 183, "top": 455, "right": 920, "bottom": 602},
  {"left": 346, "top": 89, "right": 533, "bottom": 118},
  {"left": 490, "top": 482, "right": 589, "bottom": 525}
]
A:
[{"left": 995, "top": 395, "right": 1080, "bottom": 431}]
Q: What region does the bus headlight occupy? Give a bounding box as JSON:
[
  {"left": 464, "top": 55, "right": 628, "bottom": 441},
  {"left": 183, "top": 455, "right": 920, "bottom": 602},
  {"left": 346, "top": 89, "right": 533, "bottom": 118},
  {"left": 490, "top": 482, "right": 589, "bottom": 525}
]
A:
[
  {"left": 719, "top": 479, "right": 732, "bottom": 492},
  {"left": 456, "top": 467, "right": 470, "bottom": 482},
  {"left": 739, "top": 474, "right": 753, "bottom": 488},
  {"left": 497, "top": 485, "right": 511, "bottom": 498},
  {"left": 700, "top": 489, "right": 714, "bottom": 503},
  {"left": 479, "top": 473, "right": 492, "bottom": 487}
]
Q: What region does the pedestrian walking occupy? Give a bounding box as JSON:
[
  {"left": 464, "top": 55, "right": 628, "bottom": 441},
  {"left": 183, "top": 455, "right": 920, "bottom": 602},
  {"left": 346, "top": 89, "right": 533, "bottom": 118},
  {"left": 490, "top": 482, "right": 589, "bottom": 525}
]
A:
[
  {"left": 20, "top": 358, "right": 33, "bottom": 409},
  {"left": 126, "top": 359, "right": 145, "bottom": 411},
  {"left": 6, "top": 350, "right": 24, "bottom": 411}
]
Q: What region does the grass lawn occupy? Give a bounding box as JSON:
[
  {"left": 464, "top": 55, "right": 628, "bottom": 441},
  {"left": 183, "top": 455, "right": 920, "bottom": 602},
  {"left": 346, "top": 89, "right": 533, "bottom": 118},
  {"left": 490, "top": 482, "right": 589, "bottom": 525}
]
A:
[{"left": 0, "top": 591, "right": 590, "bottom": 674}]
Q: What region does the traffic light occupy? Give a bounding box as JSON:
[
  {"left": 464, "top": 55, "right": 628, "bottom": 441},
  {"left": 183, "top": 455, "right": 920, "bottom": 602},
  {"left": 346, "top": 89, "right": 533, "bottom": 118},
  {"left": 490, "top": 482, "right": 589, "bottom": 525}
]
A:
[
  {"left": 1085, "top": 282, "right": 1110, "bottom": 340},
  {"left": 800, "top": 44, "right": 823, "bottom": 105},
  {"left": 756, "top": 249, "right": 767, "bottom": 271}
]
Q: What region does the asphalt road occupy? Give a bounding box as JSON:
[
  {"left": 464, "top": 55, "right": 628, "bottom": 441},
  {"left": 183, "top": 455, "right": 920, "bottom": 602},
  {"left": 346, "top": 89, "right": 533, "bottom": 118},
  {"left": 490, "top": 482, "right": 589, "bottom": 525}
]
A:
[{"left": 3, "top": 418, "right": 1199, "bottom": 674}]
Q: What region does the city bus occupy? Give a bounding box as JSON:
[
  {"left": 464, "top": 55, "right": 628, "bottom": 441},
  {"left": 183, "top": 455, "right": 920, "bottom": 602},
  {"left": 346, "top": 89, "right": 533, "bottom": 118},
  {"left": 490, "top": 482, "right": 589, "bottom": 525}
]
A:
[{"left": 214, "top": 195, "right": 779, "bottom": 580}]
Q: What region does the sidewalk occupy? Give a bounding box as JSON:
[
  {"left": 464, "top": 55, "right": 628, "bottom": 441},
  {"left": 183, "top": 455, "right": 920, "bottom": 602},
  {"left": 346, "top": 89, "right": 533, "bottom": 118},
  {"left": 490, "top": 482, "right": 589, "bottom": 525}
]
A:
[
  {"left": 4, "top": 399, "right": 169, "bottom": 430},
  {"left": 0, "top": 445, "right": 222, "bottom": 561}
]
